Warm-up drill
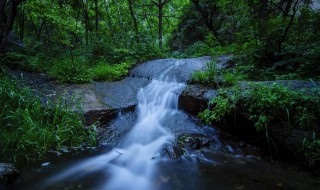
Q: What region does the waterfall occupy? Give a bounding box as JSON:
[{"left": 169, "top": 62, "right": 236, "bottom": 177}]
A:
[
  {"left": 103, "top": 79, "right": 185, "bottom": 190},
  {"left": 47, "top": 75, "right": 185, "bottom": 190}
]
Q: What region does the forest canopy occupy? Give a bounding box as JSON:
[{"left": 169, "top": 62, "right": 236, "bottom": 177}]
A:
[{"left": 0, "top": 0, "right": 319, "bottom": 81}]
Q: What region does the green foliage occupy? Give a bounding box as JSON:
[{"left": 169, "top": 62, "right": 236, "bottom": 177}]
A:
[
  {"left": 48, "top": 56, "right": 93, "bottom": 83},
  {"left": 0, "top": 71, "right": 96, "bottom": 161},
  {"left": 91, "top": 62, "right": 132, "bottom": 81},
  {"left": 181, "top": 42, "right": 212, "bottom": 58},
  {"left": 305, "top": 139, "right": 320, "bottom": 167},
  {"left": 191, "top": 60, "right": 219, "bottom": 85},
  {"left": 200, "top": 83, "right": 320, "bottom": 132},
  {"left": 242, "top": 83, "right": 320, "bottom": 131},
  {"left": 199, "top": 89, "right": 236, "bottom": 124},
  {"left": 191, "top": 58, "right": 245, "bottom": 87},
  {"left": 131, "top": 43, "right": 164, "bottom": 62}
]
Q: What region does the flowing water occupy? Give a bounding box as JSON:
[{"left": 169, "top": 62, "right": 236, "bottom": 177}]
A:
[
  {"left": 12, "top": 60, "right": 319, "bottom": 190},
  {"left": 36, "top": 74, "right": 185, "bottom": 190}
]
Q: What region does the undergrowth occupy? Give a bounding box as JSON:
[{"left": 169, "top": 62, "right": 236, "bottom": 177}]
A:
[
  {"left": 0, "top": 70, "right": 97, "bottom": 162},
  {"left": 200, "top": 83, "right": 320, "bottom": 132},
  {"left": 198, "top": 81, "right": 320, "bottom": 162},
  {"left": 0, "top": 43, "right": 164, "bottom": 84}
]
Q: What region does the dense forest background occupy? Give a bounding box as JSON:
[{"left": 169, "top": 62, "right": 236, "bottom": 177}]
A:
[
  {"left": 0, "top": 0, "right": 319, "bottom": 82},
  {"left": 1, "top": 0, "right": 320, "bottom": 163}
]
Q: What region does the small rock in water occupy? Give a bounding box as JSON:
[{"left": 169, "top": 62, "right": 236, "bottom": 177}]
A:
[
  {"left": 60, "top": 147, "right": 70, "bottom": 153},
  {"left": 162, "top": 144, "right": 183, "bottom": 159},
  {"left": 41, "top": 162, "right": 50, "bottom": 167},
  {"left": 178, "top": 134, "right": 212, "bottom": 150}
]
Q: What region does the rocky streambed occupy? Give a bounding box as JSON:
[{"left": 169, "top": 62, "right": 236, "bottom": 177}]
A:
[{"left": 1, "top": 56, "right": 320, "bottom": 190}]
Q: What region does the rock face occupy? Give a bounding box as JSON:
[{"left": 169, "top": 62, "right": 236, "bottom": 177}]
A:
[
  {"left": 0, "top": 163, "right": 20, "bottom": 186},
  {"left": 179, "top": 84, "right": 217, "bottom": 114}
]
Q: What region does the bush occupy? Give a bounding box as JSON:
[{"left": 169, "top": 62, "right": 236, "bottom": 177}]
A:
[
  {"left": 91, "top": 62, "right": 132, "bottom": 81},
  {"left": 48, "top": 56, "right": 93, "bottom": 83},
  {"left": 200, "top": 83, "right": 320, "bottom": 132},
  {"left": 131, "top": 43, "right": 164, "bottom": 62}
]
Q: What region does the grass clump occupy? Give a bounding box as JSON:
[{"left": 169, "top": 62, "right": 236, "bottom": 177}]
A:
[
  {"left": 0, "top": 70, "right": 97, "bottom": 162},
  {"left": 191, "top": 60, "right": 219, "bottom": 85}
]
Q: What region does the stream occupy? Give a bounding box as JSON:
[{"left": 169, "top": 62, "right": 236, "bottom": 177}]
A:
[{"left": 11, "top": 58, "right": 319, "bottom": 190}]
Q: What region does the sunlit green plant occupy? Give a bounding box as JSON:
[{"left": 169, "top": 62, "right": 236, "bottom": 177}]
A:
[{"left": 191, "top": 60, "right": 220, "bottom": 85}]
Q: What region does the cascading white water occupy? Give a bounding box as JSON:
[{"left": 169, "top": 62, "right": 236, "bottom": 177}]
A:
[
  {"left": 103, "top": 78, "right": 185, "bottom": 190},
  {"left": 46, "top": 74, "right": 185, "bottom": 190}
]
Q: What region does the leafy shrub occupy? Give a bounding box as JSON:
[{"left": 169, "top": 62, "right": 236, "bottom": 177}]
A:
[
  {"left": 91, "top": 62, "right": 132, "bottom": 81},
  {"left": 305, "top": 139, "right": 320, "bottom": 167},
  {"left": 131, "top": 43, "right": 164, "bottom": 62},
  {"left": 199, "top": 89, "right": 237, "bottom": 123},
  {"left": 242, "top": 84, "right": 320, "bottom": 131},
  {"left": 0, "top": 52, "right": 26, "bottom": 69},
  {"left": 200, "top": 83, "right": 320, "bottom": 132},
  {"left": 48, "top": 56, "right": 93, "bottom": 83},
  {"left": 182, "top": 41, "right": 212, "bottom": 57},
  {"left": 0, "top": 71, "right": 96, "bottom": 161}
]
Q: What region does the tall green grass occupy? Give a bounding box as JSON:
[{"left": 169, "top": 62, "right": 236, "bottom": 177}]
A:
[{"left": 0, "top": 70, "right": 96, "bottom": 161}]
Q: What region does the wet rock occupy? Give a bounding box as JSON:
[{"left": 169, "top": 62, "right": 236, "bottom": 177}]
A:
[
  {"left": 84, "top": 108, "right": 118, "bottom": 126},
  {"left": 179, "top": 84, "right": 217, "bottom": 114},
  {"left": 162, "top": 144, "right": 184, "bottom": 159},
  {"left": 177, "top": 134, "right": 212, "bottom": 150},
  {"left": 0, "top": 163, "right": 20, "bottom": 186},
  {"left": 160, "top": 134, "right": 216, "bottom": 160},
  {"left": 130, "top": 56, "right": 212, "bottom": 82},
  {"left": 215, "top": 55, "right": 235, "bottom": 69}
]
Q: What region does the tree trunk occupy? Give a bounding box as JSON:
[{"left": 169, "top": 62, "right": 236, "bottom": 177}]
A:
[
  {"left": 94, "top": 0, "right": 98, "bottom": 33},
  {"left": 19, "top": 0, "right": 24, "bottom": 42},
  {"left": 0, "top": 0, "right": 6, "bottom": 29},
  {"left": 128, "top": 0, "right": 140, "bottom": 43},
  {"left": 158, "top": 0, "right": 163, "bottom": 49},
  {"left": 278, "top": 0, "right": 301, "bottom": 52},
  {"left": 0, "top": 0, "right": 23, "bottom": 53}
]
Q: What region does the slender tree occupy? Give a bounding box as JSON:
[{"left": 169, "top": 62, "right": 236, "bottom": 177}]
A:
[
  {"left": 128, "top": 0, "right": 140, "bottom": 43},
  {"left": 156, "top": 0, "right": 171, "bottom": 49}
]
